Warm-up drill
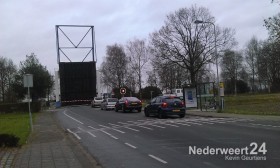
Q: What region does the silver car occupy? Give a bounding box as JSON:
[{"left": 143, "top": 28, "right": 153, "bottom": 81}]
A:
[
  {"left": 100, "top": 98, "right": 118, "bottom": 110},
  {"left": 91, "top": 97, "right": 103, "bottom": 107}
]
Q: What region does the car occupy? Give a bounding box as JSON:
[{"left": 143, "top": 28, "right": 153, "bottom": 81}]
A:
[
  {"left": 100, "top": 98, "right": 118, "bottom": 110},
  {"left": 144, "top": 96, "right": 185, "bottom": 118},
  {"left": 115, "top": 97, "right": 142, "bottom": 113},
  {"left": 91, "top": 97, "right": 103, "bottom": 107}
]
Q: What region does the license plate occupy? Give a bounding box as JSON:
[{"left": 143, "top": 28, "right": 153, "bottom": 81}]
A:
[
  {"left": 173, "top": 109, "right": 180, "bottom": 112},
  {"left": 131, "top": 103, "right": 137, "bottom": 105}
]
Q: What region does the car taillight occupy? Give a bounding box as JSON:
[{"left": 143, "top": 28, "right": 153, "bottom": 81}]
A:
[
  {"left": 181, "top": 101, "right": 184, "bottom": 107},
  {"left": 139, "top": 100, "right": 142, "bottom": 106},
  {"left": 161, "top": 102, "right": 168, "bottom": 108},
  {"left": 125, "top": 100, "right": 129, "bottom": 106}
]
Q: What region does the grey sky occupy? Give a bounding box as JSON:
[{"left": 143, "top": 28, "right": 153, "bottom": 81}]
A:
[{"left": 0, "top": 0, "right": 279, "bottom": 73}]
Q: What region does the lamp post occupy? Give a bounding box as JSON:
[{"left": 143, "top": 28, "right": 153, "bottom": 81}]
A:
[{"left": 194, "top": 20, "right": 220, "bottom": 110}]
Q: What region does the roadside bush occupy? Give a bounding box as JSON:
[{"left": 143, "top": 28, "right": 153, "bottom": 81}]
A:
[
  {"left": 0, "top": 134, "right": 20, "bottom": 147},
  {"left": 0, "top": 102, "right": 41, "bottom": 113}
]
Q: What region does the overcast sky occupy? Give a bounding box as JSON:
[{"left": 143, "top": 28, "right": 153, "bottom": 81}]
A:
[{"left": 0, "top": 0, "right": 279, "bottom": 73}]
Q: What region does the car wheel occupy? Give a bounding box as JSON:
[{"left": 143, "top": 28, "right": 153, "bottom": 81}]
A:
[
  {"left": 179, "top": 114, "right": 185, "bottom": 118},
  {"left": 122, "top": 105, "right": 126, "bottom": 113},
  {"left": 144, "top": 109, "right": 150, "bottom": 117},
  {"left": 158, "top": 110, "right": 165, "bottom": 119}
]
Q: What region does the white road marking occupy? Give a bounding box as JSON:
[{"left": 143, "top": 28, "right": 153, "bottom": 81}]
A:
[
  {"left": 87, "top": 131, "right": 96, "bottom": 138},
  {"left": 137, "top": 125, "right": 153, "bottom": 130},
  {"left": 99, "top": 124, "right": 110, "bottom": 128},
  {"left": 101, "top": 130, "right": 118, "bottom": 139},
  {"left": 175, "top": 122, "right": 191, "bottom": 126},
  {"left": 124, "top": 127, "right": 139, "bottom": 132},
  {"left": 250, "top": 123, "right": 280, "bottom": 128},
  {"left": 63, "top": 111, "right": 84, "bottom": 124},
  {"left": 162, "top": 123, "right": 179, "bottom": 127},
  {"left": 150, "top": 125, "right": 165, "bottom": 128},
  {"left": 125, "top": 143, "right": 137, "bottom": 149},
  {"left": 111, "top": 128, "right": 125, "bottom": 133},
  {"left": 108, "top": 123, "right": 121, "bottom": 127},
  {"left": 118, "top": 121, "right": 129, "bottom": 125},
  {"left": 185, "top": 122, "right": 202, "bottom": 125},
  {"left": 88, "top": 126, "right": 97, "bottom": 130},
  {"left": 77, "top": 127, "right": 85, "bottom": 132},
  {"left": 148, "top": 154, "right": 168, "bottom": 164},
  {"left": 67, "top": 129, "right": 81, "bottom": 140}
]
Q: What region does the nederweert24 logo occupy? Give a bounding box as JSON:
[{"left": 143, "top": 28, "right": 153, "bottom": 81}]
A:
[{"left": 188, "top": 142, "right": 267, "bottom": 161}]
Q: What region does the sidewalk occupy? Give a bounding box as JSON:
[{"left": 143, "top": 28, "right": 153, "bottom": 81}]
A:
[
  {"left": 12, "top": 109, "right": 101, "bottom": 168},
  {"left": 186, "top": 108, "right": 280, "bottom": 121}
]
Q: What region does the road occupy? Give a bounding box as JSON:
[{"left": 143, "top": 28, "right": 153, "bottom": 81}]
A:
[{"left": 55, "top": 105, "right": 280, "bottom": 168}]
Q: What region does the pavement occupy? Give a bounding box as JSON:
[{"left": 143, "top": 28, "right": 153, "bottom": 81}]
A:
[
  {"left": 1, "top": 107, "right": 279, "bottom": 168},
  {"left": 0, "top": 109, "right": 101, "bottom": 168}
]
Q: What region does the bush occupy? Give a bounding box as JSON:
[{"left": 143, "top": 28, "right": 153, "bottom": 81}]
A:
[
  {"left": 0, "top": 134, "right": 20, "bottom": 147},
  {"left": 0, "top": 102, "right": 41, "bottom": 113}
]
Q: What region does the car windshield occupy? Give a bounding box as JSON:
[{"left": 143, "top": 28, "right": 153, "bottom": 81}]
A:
[
  {"left": 164, "top": 97, "right": 181, "bottom": 103},
  {"left": 126, "top": 97, "right": 140, "bottom": 101},
  {"left": 95, "top": 97, "right": 103, "bottom": 100},
  {"left": 108, "top": 98, "right": 118, "bottom": 102}
]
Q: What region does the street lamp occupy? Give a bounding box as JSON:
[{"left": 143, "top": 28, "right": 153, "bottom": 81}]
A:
[{"left": 194, "top": 20, "right": 220, "bottom": 111}]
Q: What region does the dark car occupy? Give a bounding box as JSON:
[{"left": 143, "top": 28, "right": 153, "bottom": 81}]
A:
[
  {"left": 115, "top": 97, "right": 142, "bottom": 112},
  {"left": 144, "top": 96, "right": 185, "bottom": 118}
]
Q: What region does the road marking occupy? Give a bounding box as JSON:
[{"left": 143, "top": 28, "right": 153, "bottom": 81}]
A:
[
  {"left": 88, "top": 126, "right": 98, "bottom": 130},
  {"left": 101, "top": 130, "right": 118, "bottom": 139},
  {"left": 125, "top": 143, "right": 137, "bottom": 149},
  {"left": 124, "top": 127, "right": 139, "bottom": 132},
  {"left": 108, "top": 123, "right": 121, "bottom": 127},
  {"left": 111, "top": 128, "right": 125, "bottom": 133},
  {"left": 185, "top": 122, "right": 202, "bottom": 125},
  {"left": 162, "top": 123, "right": 179, "bottom": 127},
  {"left": 87, "top": 131, "right": 96, "bottom": 138},
  {"left": 99, "top": 124, "right": 110, "bottom": 128},
  {"left": 67, "top": 129, "right": 81, "bottom": 140},
  {"left": 77, "top": 127, "right": 85, "bottom": 132},
  {"left": 250, "top": 123, "right": 280, "bottom": 128},
  {"left": 148, "top": 154, "right": 167, "bottom": 164},
  {"left": 175, "top": 122, "right": 191, "bottom": 126},
  {"left": 118, "top": 121, "right": 129, "bottom": 125},
  {"left": 63, "top": 111, "right": 84, "bottom": 124},
  {"left": 150, "top": 125, "right": 165, "bottom": 128},
  {"left": 137, "top": 125, "right": 153, "bottom": 130}
]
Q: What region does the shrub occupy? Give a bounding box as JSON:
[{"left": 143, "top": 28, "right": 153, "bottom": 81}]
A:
[
  {"left": 0, "top": 134, "right": 20, "bottom": 147},
  {"left": 0, "top": 102, "right": 41, "bottom": 113}
]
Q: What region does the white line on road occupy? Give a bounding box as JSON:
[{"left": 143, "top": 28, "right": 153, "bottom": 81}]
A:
[
  {"left": 108, "top": 123, "right": 121, "bottom": 127},
  {"left": 148, "top": 154, "right": 168, "bottom": 164},
  {"left": 87, "top": 131, "right": 96, "bottom": 138},
  {"left": 125, "top": 143, "right": 137, "bottom": 149},
  {"left": 162, "top": 123, "right": 179, "bottom": 127},
  {"left": 111, "top": 128, "right": 125, "bottom": 134},
  {"left": 77, "top": 127, "right": 85, "bottom": 132},
  {"left": 63, "top": 111, "right": 84, "bottom": 124},
  {"left": 137, "top": 125, "right": 153, "bottom": 130},
  {"left": 101, "top": 130, "right": 118, "bottom": 139},
  {"left": 118, "top": 121, "right": 130, "bottom": 125},
  {"left": 99, "top": 124, "right": 110, "bottom": 128},
  {"left": 250, "top": 123, "right": 280, "bottom": 128},
  {"left": 88, "top": 126, "right": 98, "bottom": 130},
  {"left": 124, "top": 127, "right": 139, "bottom": 132},
  {"left": 150, "top": 125, "right": 165, "bottom": 128},
  {"left": 175, "top": 123, "right": 191, "bottom": 126},
  {"left": 67, "top": 129, "right": 81, "bottom": 140}
]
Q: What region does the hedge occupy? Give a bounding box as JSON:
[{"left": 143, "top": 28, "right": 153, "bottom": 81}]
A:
[{"left": 0, "top": 102, "right": 41, "bottom": 113}]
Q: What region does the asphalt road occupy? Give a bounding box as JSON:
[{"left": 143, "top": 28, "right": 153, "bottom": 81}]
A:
[{"left": 55, "top": 105, "right": 280, "bottom": 168}]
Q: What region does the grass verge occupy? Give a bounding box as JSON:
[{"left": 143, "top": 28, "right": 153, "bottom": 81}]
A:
[
  {"left": 222, "top": 93, "right": 280, "bottom": 115},
  {"left": 0, "top": 113, "right": 36, "bottom": 146}
]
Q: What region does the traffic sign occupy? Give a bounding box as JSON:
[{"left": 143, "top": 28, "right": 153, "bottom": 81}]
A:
[{"left": 120, "top": 88, "right": 126, "bottom": 94}]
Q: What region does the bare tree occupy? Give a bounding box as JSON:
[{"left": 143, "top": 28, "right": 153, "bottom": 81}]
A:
[
  {"left": 100, "top": 44, "right": 128, "bottom": 88},
  {"left": 221, "top": 50, "right": 244, "bottom": 95},
  {"left": 126, "top": 38, "right": 149, "bottom": 98},
  {"left": 244, "top": 36, "right": 260, "bottom": 92},
  {"left": 0, "top": 57, "right": 17, "bottom": 102},
  {"left": 150, "top": 5, "right": 235, "bottom": 84}
]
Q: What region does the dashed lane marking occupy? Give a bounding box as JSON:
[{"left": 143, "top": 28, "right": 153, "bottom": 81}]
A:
[
  {"left": 124, "top": 127, "right": 139, "bottom": 132},
  {"left": 148, "top": 154, "right": 168, "bottom": 164},
  {"left": 101, "top": 130, "right": 118, "bottom": 139},
  {"left": 67, "top": 129, "right": 81, "bottom": 140},
  {"left": 63, "top": 111, "right": 84, "bottom": 124},
  {"left": 125, "top": 143, "right": 137, "bottom": 149},
  {"left": 87, "top": 131, "right": 96, "bottom": 138}
]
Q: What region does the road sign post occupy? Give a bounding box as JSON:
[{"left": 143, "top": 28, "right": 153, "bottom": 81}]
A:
[{"left": 24, "top": 74, "right": 33, "bottom": 132}]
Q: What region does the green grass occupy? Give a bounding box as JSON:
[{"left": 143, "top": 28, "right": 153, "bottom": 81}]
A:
[
  {"left": 222, "top": 93, "right": 280, "bottom": 115},
  {"left": 0, "top": 113, "right": 35, "bottom": 146}
]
